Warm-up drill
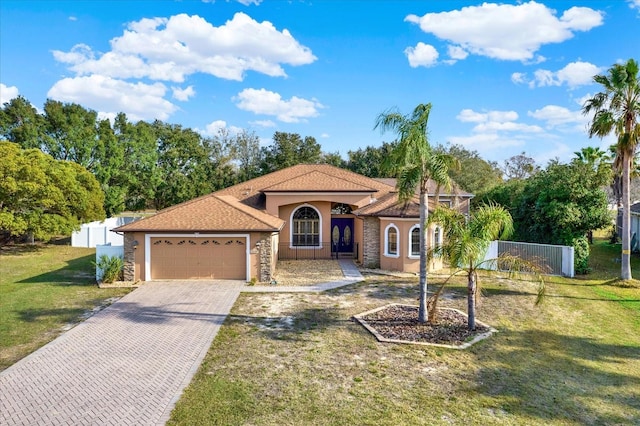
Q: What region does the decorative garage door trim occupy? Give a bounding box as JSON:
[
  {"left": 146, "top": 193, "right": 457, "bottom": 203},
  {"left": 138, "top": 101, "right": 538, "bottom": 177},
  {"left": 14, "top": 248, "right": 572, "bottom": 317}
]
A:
[{"left": 144, "top": 233, "right": 250, "bottom": 281}]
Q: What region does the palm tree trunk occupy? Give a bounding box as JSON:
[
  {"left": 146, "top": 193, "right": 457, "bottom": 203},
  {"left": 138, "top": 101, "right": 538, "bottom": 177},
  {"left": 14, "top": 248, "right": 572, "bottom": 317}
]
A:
[
  {"left": 621, "top": 153, "right": 633, "bottom": 280},
  {"left": 418, "top": 190, "right": 429, "bottom": 323},
  {"left": 467, "top": 271, "right": 477, "bottom": 330}
]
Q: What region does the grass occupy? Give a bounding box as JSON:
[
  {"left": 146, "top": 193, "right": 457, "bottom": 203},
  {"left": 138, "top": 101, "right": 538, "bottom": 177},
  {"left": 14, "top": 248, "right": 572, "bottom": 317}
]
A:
[
  {"left": 168, "top": 237, "right": 640, "bottom": 425},
  {"left": 0, "top": 243, "right": 131, "bottom": 371}
]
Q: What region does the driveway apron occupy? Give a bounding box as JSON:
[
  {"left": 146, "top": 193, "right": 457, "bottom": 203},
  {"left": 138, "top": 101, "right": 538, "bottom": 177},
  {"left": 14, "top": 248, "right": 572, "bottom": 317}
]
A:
[{"left": 0, "top": 280, "right": 244, "bottom": 426}]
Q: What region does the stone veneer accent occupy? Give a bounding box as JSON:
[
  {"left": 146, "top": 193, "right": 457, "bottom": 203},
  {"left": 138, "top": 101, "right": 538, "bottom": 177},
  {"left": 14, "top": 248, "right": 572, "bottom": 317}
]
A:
[
  {"left": 257, "top": 233, "right": 273, "bottom": 282},
  {"left": 123, "top": 233, "right": 135, "bottom": 281},
  {"left": 362, "top": 217, "right": 380, "bottom": 268}
]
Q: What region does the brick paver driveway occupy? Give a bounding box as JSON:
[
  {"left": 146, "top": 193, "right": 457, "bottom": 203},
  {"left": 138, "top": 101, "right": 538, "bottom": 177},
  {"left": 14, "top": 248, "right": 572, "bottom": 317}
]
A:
[{"left": 0, "top": 280, "right": 244, "bottom": 426}]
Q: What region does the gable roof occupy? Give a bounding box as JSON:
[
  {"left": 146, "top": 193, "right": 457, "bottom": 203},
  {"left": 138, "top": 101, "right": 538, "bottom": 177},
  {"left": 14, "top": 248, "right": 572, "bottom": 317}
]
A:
[
  {"left": 262, "top": 169, "right": 378, "bottom": 192},
  {"left": 115, "top": 164, "right": 475, "bottom": 232},
  {"left": 353, "top": 192, "right": 422, "bottom": 217},
  {"left": 216, "top": 164, "right": 395, "bottom": 209},
  {"left": 114, "top": 194, "right": 284, "bottom": 233}
]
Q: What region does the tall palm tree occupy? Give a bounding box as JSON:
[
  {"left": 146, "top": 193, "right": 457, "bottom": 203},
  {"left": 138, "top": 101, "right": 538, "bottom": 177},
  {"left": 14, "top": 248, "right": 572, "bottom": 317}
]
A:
[
  {"left": 428, "top": 204, "right": 516, "bottom": 330},
  {"left": 583, "top": 59, "right": 640, "bottom": 280},
  {"left": 374, "top": 103, "right": 452, "bottom": 323}
]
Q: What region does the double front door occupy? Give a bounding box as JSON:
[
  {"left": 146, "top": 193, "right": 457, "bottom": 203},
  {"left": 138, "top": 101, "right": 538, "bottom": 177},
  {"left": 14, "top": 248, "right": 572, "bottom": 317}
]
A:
[{"left": 331, "top": 218, "right": 354, "bottom": 254}]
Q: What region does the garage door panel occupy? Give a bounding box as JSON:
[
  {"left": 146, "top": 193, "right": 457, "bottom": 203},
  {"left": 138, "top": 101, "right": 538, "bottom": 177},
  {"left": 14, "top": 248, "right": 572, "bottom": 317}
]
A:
[{"left": 150, "top": 237, "right": 246, "bottom": 280}]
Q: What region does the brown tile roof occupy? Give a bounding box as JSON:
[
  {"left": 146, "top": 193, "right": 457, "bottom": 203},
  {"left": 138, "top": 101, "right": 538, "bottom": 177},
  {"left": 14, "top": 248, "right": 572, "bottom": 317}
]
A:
[
  {"left": 353, "top": 192, "right": 423, "bottom": 218},
  {"left": 262, "top": 170, "right": 378, "bottom": 192},
  {"left": 115, "top": 164, "right": 475, "bottom": 233},
  {"left": 113, "top": 194, "right": 284, "bottom": 232},
  {"left": 217, "top": 164, "right": 395, "bottom": 209}
]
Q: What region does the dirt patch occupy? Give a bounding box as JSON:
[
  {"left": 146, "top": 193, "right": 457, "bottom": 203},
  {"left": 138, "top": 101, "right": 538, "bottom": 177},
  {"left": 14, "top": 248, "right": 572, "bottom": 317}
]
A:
[
  {"left": 264, "top": 260, "right": 345, "bottom": 286},
  {"left": 355, "top": 304, "right": 495, "bottom": 349}
]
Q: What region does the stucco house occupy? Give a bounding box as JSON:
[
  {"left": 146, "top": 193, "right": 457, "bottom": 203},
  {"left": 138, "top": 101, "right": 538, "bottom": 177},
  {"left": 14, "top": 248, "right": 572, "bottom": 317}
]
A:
[{"left": 113, "top": 164, "right": 472, "bottom": 282}]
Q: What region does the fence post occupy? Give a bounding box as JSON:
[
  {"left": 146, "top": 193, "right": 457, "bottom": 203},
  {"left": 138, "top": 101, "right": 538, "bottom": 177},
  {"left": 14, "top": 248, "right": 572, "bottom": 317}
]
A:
[{"left": 562, "top": 246, "right": 575, "bottom": 277}]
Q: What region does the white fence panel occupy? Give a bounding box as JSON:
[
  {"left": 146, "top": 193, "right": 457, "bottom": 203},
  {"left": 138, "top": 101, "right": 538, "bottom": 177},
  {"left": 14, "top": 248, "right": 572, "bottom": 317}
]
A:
[
  {"left": 481, "top": 241, "right": 574, "bottom": 277},
  {"left": 72, "top": 217, "right": 137, "bottom": 248},
  {"left": 95, "top": 245, "right": 124, "bottom": 282}
]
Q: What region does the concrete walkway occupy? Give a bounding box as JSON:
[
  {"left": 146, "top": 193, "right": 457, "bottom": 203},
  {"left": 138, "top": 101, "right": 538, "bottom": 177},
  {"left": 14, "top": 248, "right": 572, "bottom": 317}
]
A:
[
  {"left": 0, "top": 260, "right": 364, "bottom": 425},
  {"left": 0, "top": 280, "right": 244, "bottom": 426}
]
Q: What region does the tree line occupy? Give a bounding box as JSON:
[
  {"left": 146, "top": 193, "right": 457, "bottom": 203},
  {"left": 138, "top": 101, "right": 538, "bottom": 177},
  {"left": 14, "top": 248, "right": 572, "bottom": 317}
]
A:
[{"left": 0, "top": 95, "right": 617, "bottom": 255}]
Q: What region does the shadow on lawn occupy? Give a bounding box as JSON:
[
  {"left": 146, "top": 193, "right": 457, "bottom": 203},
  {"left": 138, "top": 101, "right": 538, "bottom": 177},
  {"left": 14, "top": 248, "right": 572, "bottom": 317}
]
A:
[
  {"left": 474, "top": 329, "right": 640, "bottom": 424},
  {"left": 17, "top": 254, "right": 96, "bottom": 286}
]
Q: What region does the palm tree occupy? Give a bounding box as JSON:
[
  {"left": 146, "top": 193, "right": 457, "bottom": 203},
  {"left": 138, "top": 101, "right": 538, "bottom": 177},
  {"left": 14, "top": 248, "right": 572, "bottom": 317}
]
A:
[
  {"left": 374, "top": 103, "right": 452, "bottom": 323},
  {"left": 428, "top": 204, "right": 516, "bottom": 330},
  {"left": 583, "top": 59, "right": 640, "bottom": 280}
]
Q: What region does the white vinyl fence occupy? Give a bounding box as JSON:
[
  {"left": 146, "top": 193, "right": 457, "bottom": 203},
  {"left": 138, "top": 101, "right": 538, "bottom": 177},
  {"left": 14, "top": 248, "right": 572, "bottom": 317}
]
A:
[
  {"left": 72, "top": 217, "right": 137, "bottom": 248},
  {"left": 95, "top": 244, "right": 124, "bottom": 282},
  {"left": 483, "top": 241, "right": 574, "bottom": 277}
]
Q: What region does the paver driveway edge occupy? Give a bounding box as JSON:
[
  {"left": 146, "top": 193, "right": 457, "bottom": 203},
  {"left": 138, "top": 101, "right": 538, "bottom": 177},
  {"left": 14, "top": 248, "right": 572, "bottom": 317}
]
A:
[{"left": 0, "top": 280, "right": 243, "bottom": 426}]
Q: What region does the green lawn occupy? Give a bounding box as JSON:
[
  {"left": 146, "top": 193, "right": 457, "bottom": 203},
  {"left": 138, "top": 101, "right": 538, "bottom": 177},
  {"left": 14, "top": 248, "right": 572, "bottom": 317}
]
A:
[
  {"left": 168, "top": 238, "right": 640, "bottom": 425},
  {"left": 0, "top": 244, "right": 131, "bottom": 371}
]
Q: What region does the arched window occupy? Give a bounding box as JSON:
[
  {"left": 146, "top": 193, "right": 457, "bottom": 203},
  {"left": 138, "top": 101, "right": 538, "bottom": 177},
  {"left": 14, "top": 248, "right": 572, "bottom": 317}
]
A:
[
  {"left": 384, "top": 223, "right": 399, "bottom": 257},
  {"left": 409, "top": 225, "right": 420, "bottom": 258},
  {"left": 291, "top": 205, "right": 320, "bottom": 246}
]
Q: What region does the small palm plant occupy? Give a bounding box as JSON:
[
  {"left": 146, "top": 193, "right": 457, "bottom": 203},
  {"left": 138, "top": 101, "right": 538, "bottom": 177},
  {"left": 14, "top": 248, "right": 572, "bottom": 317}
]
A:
[{"left": 428, "top": 203, "right": 546, "bottom": 330}]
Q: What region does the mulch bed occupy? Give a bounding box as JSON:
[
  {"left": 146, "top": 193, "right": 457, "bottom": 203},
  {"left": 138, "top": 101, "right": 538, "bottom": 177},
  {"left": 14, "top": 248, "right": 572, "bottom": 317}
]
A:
[{"left": 357, "top": 304, "right": 491, "bottom": 347}]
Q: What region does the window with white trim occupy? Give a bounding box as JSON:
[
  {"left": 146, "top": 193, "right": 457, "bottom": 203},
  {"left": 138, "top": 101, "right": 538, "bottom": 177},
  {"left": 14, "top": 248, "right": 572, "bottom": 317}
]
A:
[
  {"left": 434, "top": 226, "right": 442, "bottom": 247},
  {"left": 409, "top": 225, "right": 420, "bottom": 258},
  {"left": 291, "top": 206, "right": 320, "bottom": 246},
  {"left": 384, "top": 224, "right": 399, "bottom": 257}
]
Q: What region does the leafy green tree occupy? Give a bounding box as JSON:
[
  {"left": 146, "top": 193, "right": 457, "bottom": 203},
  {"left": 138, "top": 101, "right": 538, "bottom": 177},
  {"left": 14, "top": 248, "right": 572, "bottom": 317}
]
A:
[
  {"left": 229, "top": 129, "right": 262, "bottom": 182},
  {"left": 428, "top": 204, "right": 543, "bottom": 330},
  {"left": 503, "top": 152, "right": 540, "bottom": 180},
  {"left": 435, "top": 143, "right": 502, "bottom": 194},
  {"left": 346, "top": 142, "right": 397, "bottom": 178},
  {"left": 260, "top": 132, "right": 322, "bottom": 173},
  {"left": 114, "top": 116, "right": 160, "bottom": 211},
  {"left": 42, "top": 100, "right": 99, "bottom": 167},
  {"left": 375, "top": 103, "right": 453, "bottom": 323},
  {"left": 320, "top": 151, "right": 347, "bottom": 168},
  {"left": 0, "top": 96, "right": 46, "bottom": 149},
  {"left": 94, "top": 119, "right": 127, "bottom": 216},
  {"left": 0, "top": 142, "right": 105, "bottom": 243},
  {"left": 583, "top": 58, "right": 640, "bottom": 280}
]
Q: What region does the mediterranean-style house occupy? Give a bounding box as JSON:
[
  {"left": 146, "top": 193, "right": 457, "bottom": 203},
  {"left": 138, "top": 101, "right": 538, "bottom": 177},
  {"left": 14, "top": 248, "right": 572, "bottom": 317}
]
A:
[{"left": 113, "top": 164, "right": 472, "bottom": 282}]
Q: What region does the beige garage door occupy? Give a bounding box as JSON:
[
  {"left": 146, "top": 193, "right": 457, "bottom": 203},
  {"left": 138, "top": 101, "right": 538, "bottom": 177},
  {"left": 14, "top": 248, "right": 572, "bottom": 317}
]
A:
[{"left": 150, "top": 237, "right": 246, "bottom": 280}]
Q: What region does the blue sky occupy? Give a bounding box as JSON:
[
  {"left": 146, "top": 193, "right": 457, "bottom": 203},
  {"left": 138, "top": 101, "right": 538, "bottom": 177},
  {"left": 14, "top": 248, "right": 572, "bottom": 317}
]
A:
[{"left": 1, "top": 0, "right": 639, "bottom": 166}]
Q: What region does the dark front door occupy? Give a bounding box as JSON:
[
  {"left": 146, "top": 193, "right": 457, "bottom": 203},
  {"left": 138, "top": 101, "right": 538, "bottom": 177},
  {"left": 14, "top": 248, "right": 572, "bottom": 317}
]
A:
[{"left": 331, "top": 218, "right": 354, "bottom": 254}]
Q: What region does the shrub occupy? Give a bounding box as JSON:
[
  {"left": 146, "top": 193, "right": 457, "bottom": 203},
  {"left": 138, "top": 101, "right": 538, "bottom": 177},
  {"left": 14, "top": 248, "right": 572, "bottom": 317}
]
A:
[
  {"left": 94, "top": 254, "right": 124, "bottom": 283},
  {"left": 573, "top": 236, "right": 591, "bottom": 275}
]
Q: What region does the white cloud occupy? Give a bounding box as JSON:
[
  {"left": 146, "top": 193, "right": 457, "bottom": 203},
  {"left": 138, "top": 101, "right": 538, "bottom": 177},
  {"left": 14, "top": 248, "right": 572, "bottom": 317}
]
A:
[
  {"left": 47, "top": 74, "right": 177, "bottom": 121},
  {"left": 456, "top": 109, "right": 522, "bottom": 127},
  {"left": 447, "top": 45, "right": 468, "bottom": 61},
  {"left": 404, "top": 42, "right": 439, "bottom": 68},
  {"left": 320, "top": 133, "right": 330, "bottom": 138},
  {"left": 0, "top": 83, "right": 19, "bottom": 104},
  {"left": 197, "top": 119, "right": 243, "bottom": 137},
  {"left": 52, "top": 13, "right": 316, "bottom": 82},
  {"left": 528, "top": 105, "right": 589, "bottom": 132},
  {"left": 172, "top": 85, "right": 195, "bottom": 101},
  {"left": 250, "top": 119, "right": 276, "bottom": 128},
  {"left": 511, "top": 72, "right": 527, "bottom": 84},
  {"left": 234, "top": 88, "right": 323, "bottom": 123},
  {"left": 405, "top": 2, "right": 603, "bottom": 62},
  {"left": 631, "top": 0, "right": 640, "bottom": 10}
]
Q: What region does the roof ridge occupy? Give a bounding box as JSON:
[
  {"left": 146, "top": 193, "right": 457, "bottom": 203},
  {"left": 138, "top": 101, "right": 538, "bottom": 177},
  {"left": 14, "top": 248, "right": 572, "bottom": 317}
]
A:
[{"left": 214, "top": 194, "right": 283, "bottom": 230}]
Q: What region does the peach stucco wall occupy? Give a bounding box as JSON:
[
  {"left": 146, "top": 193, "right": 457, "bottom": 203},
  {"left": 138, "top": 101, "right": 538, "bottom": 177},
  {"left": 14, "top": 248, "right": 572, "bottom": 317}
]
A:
[
  {"left": 266, "top": 193, "right": 372, "bottom": 217},
  {"left": 378, "top": 219, "right": 442, "bottom": 273}
]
